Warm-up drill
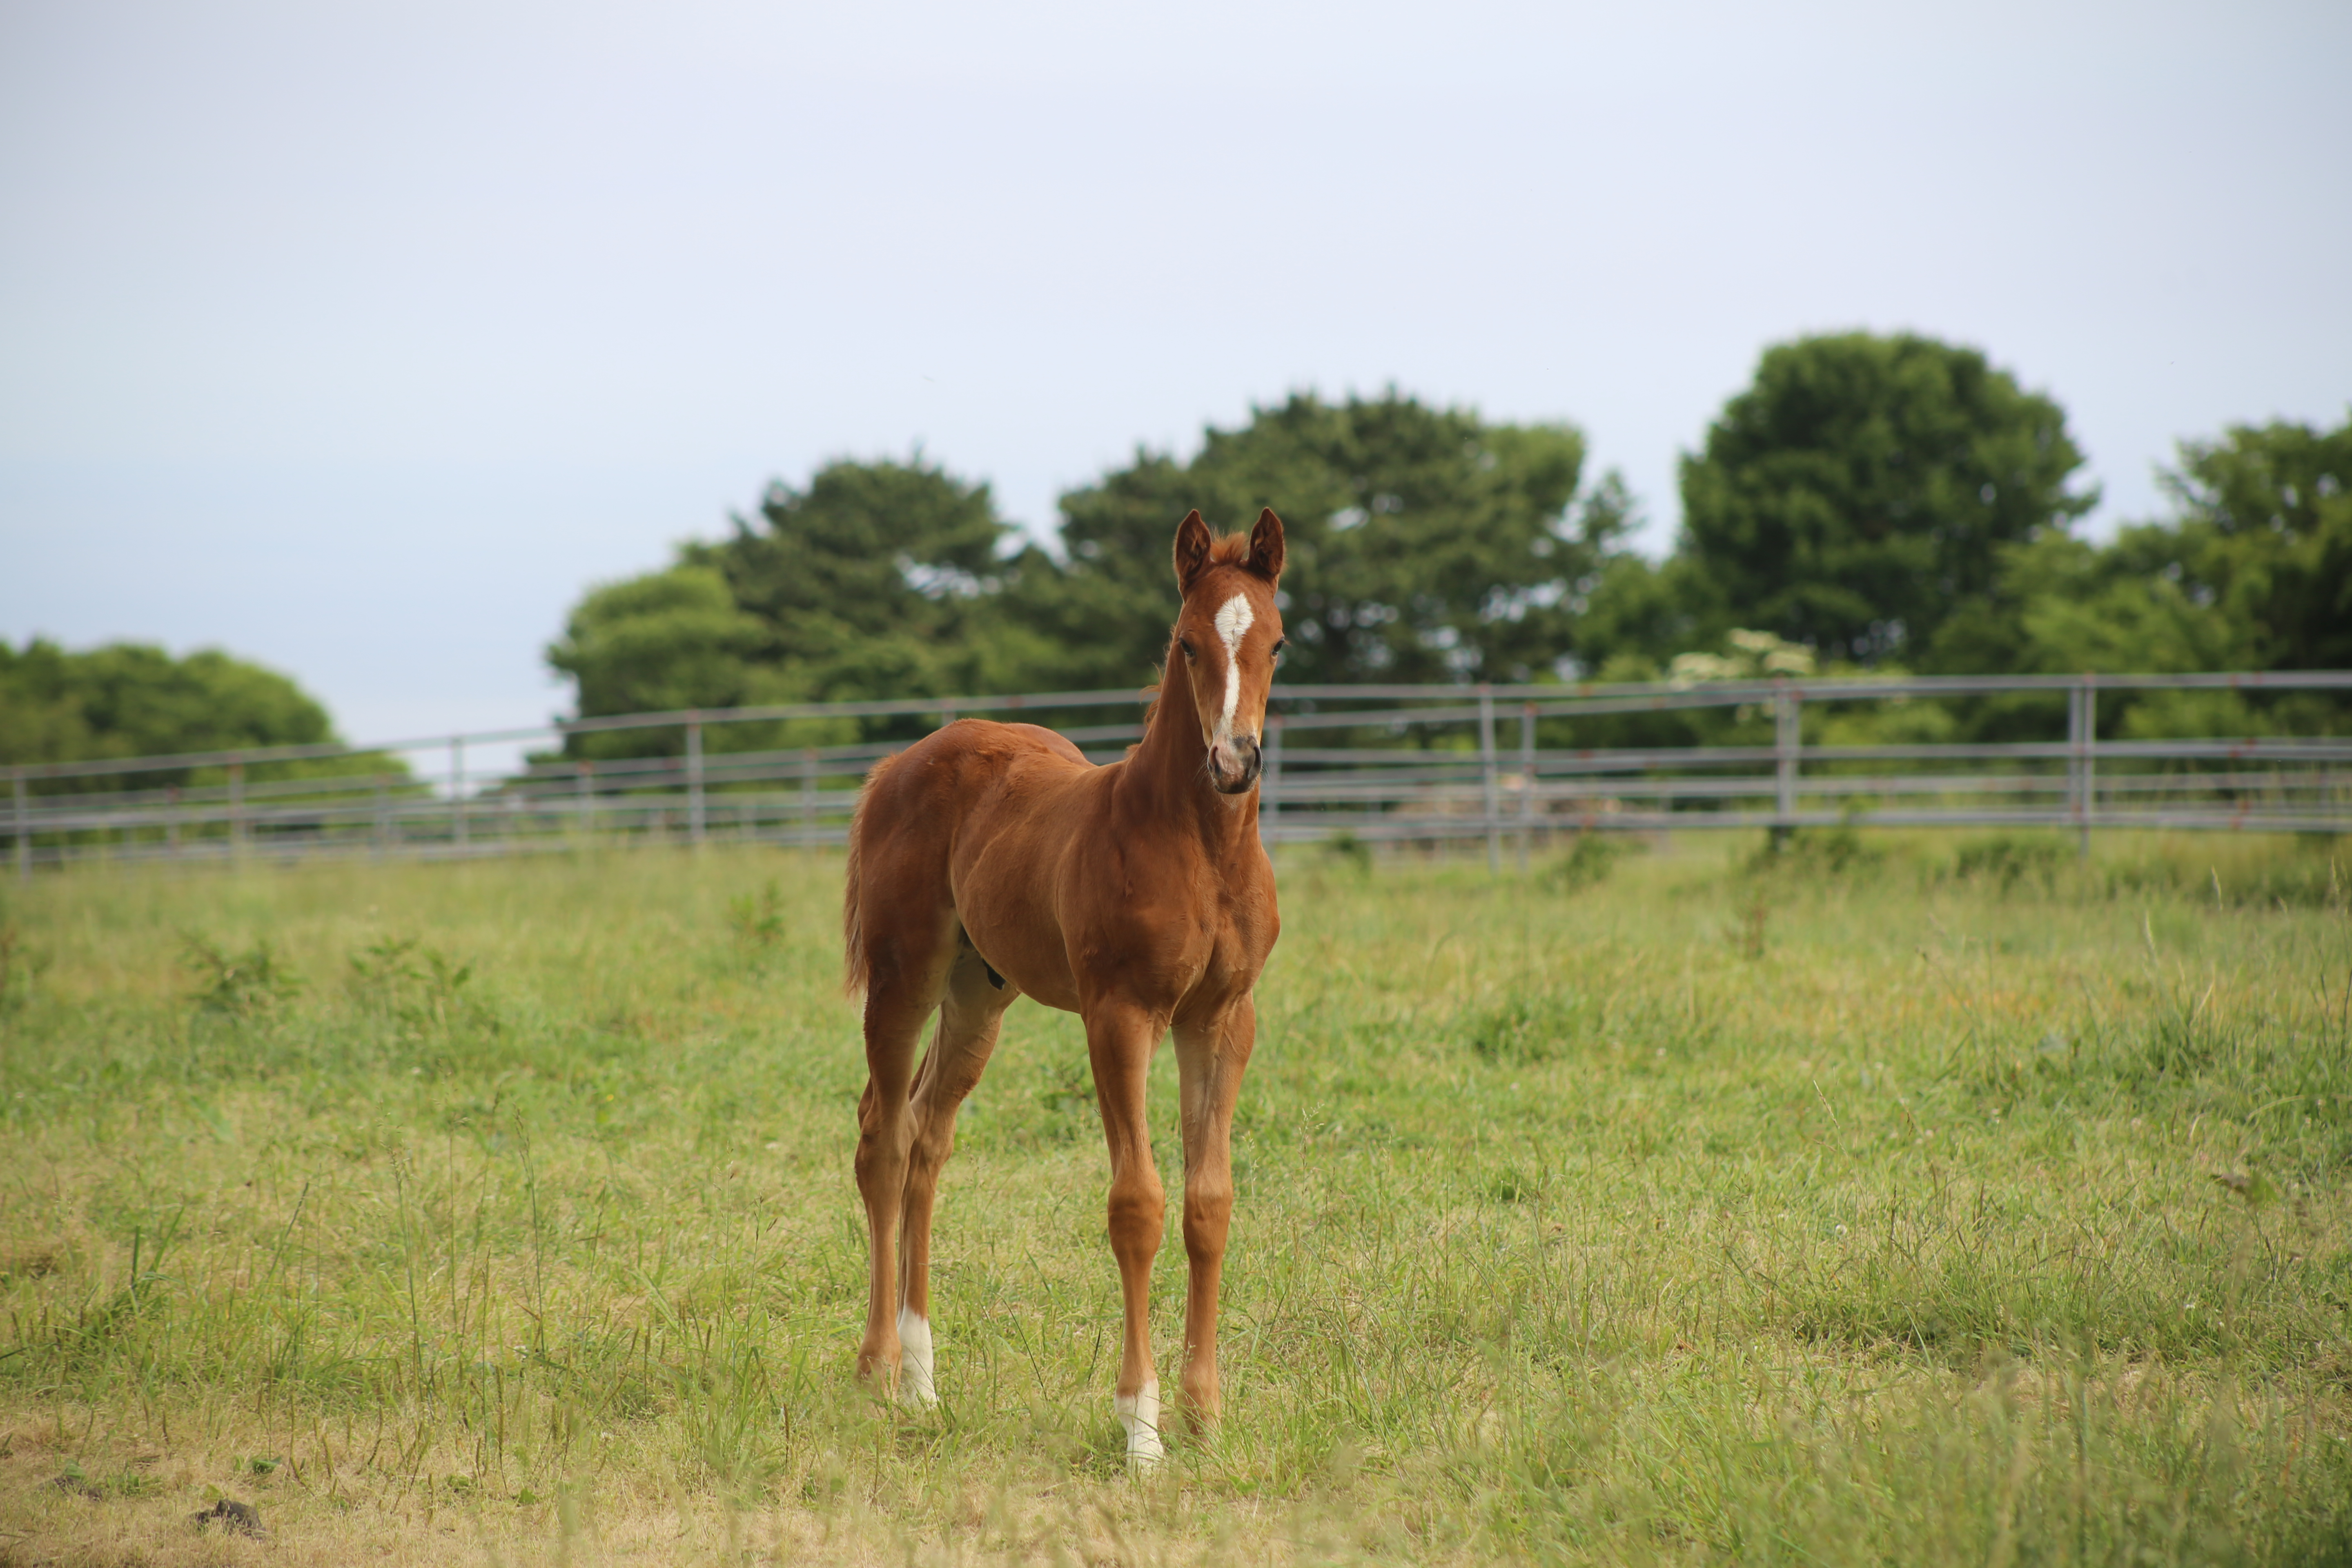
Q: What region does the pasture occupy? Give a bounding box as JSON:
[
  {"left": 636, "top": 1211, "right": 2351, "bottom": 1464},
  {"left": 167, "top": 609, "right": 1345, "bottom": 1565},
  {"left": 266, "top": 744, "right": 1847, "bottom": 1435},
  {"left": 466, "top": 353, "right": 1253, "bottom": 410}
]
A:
[{"left": 0, "top": 833, "right": 2348, "bottom": 1565}]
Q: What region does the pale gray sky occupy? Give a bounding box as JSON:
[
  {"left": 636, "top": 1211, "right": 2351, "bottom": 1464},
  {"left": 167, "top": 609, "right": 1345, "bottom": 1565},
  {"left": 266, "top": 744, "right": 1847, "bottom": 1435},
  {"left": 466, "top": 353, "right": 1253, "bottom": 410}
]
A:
[{"left": 4, "top": 0, "right": 2348, "bottom": 749}]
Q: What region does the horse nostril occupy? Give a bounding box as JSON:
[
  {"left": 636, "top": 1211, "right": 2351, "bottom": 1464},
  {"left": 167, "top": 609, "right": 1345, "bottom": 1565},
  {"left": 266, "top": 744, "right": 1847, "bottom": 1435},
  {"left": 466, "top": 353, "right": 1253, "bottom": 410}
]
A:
[{"left": 1211, "top": 735, "right": 1262, "bottom": 793}]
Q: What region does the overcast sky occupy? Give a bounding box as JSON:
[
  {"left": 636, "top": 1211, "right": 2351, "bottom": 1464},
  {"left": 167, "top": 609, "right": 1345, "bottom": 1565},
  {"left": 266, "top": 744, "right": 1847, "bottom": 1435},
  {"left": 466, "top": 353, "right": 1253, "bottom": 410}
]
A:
[{"left": 4, "top": 0, "right": 2348, "bottom": 753}]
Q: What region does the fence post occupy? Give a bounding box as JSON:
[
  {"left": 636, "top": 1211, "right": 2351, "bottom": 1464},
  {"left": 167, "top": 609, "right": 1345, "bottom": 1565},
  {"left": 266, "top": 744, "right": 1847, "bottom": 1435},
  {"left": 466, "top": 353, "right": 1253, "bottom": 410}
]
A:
[
  {"left": 575, "top": 759, "right": 593, "bottom": 839},
  {"left": 1773, "top": 681, "right": 1801, "bottom": 836},
  {"left": 373, "top": 775, "right": 390, "bottom": 858},
  {"left": 686, "top": 716, "right": 706, "bottom": 846},
  {"left": 167, "top": 784, "right": 181, "bottom": 859},
  {"left": 2067, "top": 681, "right": 2083, "bottom": 853},
  {"left": 450, "top": 738, "right": 466, "bottom": 852},
  {"left": 2075, "top": 675, "right": 2098, "bottom": 860},
  {"left": 801, "top": 748, "right": 817, "bottom": 847},
  {"left": 2084, "top": 677, "right": 2100, "bottom": 857},
  {"left": 1518, "top": 702, "right": 1537, "bottom": 872},
  {"left": 1479, "top": 684, "right": 1501, "bottom": 873},
  {"left": 1261, "top": 716, "right": 1284, "bottom": 848},
  {"left": 228, "top": 758, "right": 247, "bottom": 863},
  {"left": 11, "top": 768, "right": 26, "bottom": 882}
]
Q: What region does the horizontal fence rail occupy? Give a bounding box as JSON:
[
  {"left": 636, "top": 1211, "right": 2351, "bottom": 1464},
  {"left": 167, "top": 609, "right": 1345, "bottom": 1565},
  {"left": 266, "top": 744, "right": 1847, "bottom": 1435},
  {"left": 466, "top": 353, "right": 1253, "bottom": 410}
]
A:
[{"left": 8, "top": 671, "right": 2350, "bottom": 875}]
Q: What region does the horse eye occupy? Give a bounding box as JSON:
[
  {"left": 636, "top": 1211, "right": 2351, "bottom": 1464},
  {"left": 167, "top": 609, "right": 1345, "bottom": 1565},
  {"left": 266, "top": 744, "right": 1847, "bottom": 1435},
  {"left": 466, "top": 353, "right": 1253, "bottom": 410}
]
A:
[
  {"left": 1272, "top": 637, "right": 1288, "bottom": 657},
  {"left": 1179, "top": 638, "right": 1197, "bottom": 660}
]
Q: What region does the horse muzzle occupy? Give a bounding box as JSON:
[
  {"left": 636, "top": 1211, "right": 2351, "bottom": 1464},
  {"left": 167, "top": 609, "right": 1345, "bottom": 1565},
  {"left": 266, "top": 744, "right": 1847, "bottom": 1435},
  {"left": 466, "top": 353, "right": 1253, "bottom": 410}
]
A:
[{"left": 1209, "top": 734, "right": 1261, "bottom": 794}]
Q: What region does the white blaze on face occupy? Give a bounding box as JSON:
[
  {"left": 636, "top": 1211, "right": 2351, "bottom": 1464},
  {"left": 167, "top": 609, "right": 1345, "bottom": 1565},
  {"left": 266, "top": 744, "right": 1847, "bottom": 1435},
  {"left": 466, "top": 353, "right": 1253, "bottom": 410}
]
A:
[
  {"left": 1212, "top": 591, "right": 1255, "bottom": 740},
  {"left": 896, "top": 1307, "right": 936, "bottom": 1405}
]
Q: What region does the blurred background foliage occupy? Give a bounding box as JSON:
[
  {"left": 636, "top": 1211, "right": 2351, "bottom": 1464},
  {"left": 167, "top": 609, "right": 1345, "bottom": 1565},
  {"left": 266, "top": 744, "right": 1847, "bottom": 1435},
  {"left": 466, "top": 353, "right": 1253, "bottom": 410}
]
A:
[
  {"left": 7, "top": 330, "right": 2347, "bottom": 772},
  {"left": 0, "top": 640, "right": 409, "bottom": 791},
  {"left": 539, "top": 330, "right": 2349, "bottom": 757}
]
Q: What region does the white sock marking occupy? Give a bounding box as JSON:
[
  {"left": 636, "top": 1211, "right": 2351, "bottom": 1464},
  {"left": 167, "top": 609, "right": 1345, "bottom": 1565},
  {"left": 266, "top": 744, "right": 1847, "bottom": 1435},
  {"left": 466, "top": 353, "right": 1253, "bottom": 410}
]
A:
[
  {"left": 1212, "top": 592, "right": 1254, "bottom": 738},
  {"left": 1115, "top": 1381, "right": 1165, "bottom": 1468},
  {"left": 896, "top": 1307, "right": 936, "bottom": 1405}
]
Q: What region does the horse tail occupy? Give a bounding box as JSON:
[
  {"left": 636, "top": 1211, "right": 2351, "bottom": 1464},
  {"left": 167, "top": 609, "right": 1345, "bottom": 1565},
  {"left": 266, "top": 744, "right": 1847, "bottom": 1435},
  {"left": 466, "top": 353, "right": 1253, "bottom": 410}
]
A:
[{"left": 841, "top": 749, "right": 906, "bottom": 997}]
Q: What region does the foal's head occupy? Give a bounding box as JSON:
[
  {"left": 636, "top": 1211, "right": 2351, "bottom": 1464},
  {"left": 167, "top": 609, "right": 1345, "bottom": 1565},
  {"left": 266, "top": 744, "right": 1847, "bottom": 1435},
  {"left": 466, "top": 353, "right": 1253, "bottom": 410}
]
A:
[{"left": 1169, "top": 508, "right": 1287, "bottom": 795}]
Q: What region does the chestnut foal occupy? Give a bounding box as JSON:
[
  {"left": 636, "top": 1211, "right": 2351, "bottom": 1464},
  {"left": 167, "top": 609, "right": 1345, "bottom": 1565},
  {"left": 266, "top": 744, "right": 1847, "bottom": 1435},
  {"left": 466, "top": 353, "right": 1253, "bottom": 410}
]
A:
[{"left": 842, "top": 508, "right": 1285, "bottom": 1467}]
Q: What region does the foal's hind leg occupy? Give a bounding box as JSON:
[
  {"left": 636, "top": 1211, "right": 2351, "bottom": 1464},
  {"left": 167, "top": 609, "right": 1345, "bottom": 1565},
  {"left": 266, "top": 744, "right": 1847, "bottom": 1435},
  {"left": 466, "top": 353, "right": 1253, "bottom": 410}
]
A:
[
  {"left": 853, "top": 915, "right": 958, "bottom": 1393},
  {"left": 893, "top": 947, "right": 1013, "bottom": 1404}
]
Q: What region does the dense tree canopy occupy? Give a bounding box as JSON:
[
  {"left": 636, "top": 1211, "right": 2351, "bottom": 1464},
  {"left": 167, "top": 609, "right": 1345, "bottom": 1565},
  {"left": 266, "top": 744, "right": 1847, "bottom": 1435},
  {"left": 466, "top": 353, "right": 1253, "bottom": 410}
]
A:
[
  {"left": 1, "top": 640, "right": 333, "bottom": 764},
  {"left": 1915, "top": 415, "right": 2351, "bottom": 738},
  {"left": 1676, "top": 332, "right": 2095, "bottom": 664},
  {"left": 1024, "top": 392, "right": 1628, "bottom": 688},
  {"left": 685, "top": 456, "right": 1021, "bottom": 700},
  {"left": 545, "top": 566, "right": 770, "bottom": 721},
  {"left": 530, "top": 352, "right": 2343, "bottom": 755},
  {"left": 1922, "top": 418, "right": 2350, "bottom": 677},
  {"left": 0, "top": 639, "right": 396, "bottom": 788},
  {"left": 542, "top": 458, "right": 1026, "bottom": 758},
  {"left": 2149, "top": 419, "right": 2352, "bottom": 672},
  {"left": 547, "top": 394, "right": 1645, "bottom": 737}
]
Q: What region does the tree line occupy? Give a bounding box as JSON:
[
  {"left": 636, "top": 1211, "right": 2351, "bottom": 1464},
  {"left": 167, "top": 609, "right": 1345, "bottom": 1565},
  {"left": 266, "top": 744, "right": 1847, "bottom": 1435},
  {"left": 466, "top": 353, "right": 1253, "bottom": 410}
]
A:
[
  {"left": 5, "top": 329, "right": 2345, "bottom": 777},
  {"left": 0, "top": 639, "right": 407, "bottom": 793},
  {"left": 548, "top": 331, "right": 2349, "bottom": 757}
]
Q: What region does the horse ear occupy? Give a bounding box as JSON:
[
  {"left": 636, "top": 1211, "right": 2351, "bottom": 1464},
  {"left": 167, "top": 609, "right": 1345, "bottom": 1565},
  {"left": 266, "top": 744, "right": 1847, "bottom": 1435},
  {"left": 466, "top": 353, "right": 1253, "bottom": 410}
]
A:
[
  {"left": 1247, "top": 508, "right": 1286, "bottom": 584},
  {"left": 1172, "top": 509, "right": 1213, "bottom": 592}
]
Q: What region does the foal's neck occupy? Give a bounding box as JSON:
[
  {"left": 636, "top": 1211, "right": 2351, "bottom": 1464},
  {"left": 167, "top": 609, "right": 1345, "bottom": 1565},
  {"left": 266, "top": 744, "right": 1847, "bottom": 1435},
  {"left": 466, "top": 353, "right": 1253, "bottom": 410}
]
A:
[{"left": 1125, "top": 641, "right": 1259, "bottom": 853}]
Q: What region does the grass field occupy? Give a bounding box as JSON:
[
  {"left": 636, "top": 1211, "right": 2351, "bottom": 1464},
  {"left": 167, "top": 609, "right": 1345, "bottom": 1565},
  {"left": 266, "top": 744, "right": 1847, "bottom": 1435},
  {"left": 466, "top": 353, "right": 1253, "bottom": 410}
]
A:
[{"left": 1, "top": 830, "right": 2349, "bottom": 1565}]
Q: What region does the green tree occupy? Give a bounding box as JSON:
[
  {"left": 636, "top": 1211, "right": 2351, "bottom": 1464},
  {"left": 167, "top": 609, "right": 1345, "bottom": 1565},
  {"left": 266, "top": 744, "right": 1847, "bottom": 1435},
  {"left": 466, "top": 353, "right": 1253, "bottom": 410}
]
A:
[
  {"left": 1027, "top": 390, "right": 1628, "bottom": 689},
  {"left": 1924, "top": 528, "right": 2255, "bottom": 739},
  {"left": 2144, "top": 416, "right": 2352, "bottom": 671},
  {"left": 688, "top": 455, "right": 1019, "bottom": 702},
  {"left": 1940, "top": 529, "right": 2262, "bottom": 676},
  {"left": 1677, "top": 332, "right": 2095, "bottom": 664},
  {"left": 1929, "top": 416, "right": 2352, "bottom": 684},
  {"left": 542, "top": 566, "right": 822, "bottom": 761},
  {"left": 0, "top": 639, "right": 392, "bottom": 789},
  {"left": 1927, "top": 415, "right": 2351, "bottom": 740},
  {"left": 544, "top": 455, "right": 1032, "bottom": 755},
  {"left": 1566, "top": 550, "right": 1720, "bottom": 681},
  {"left": 547, "top": 566, "right": 768, "bottom": 722}
]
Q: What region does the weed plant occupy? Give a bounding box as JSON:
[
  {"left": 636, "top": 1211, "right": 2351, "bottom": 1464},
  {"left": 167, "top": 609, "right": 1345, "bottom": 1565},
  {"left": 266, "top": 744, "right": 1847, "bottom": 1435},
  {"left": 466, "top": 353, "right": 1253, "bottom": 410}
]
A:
[{"left": 0, "top": 831, "right": 2348, "bottom": 1564}]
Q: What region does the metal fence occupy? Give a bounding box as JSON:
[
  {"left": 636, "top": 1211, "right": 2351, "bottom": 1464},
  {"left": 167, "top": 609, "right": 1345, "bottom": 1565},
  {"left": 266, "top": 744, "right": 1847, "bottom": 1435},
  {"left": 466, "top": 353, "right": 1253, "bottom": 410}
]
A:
[{"left": 8, "top": 671, "right": 2350, "bottom": 876}]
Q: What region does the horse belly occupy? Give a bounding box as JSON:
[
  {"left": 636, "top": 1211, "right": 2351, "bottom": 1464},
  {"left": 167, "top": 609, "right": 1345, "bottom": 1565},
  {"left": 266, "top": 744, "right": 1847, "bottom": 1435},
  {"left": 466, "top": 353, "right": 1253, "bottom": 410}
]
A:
[
  {"left": 964, "top": 913, "right": 1082, "bottom": 1012},
  {"left": 945, "top": 784, "right": 1089, "bottom": 1013}
]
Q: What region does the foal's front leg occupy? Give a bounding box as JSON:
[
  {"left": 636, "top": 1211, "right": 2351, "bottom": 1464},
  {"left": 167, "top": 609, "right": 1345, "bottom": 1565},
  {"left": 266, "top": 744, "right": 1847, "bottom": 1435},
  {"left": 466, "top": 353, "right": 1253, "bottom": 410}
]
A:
[
  {"left": 1086, "top": 1001, "right": 1168, "bottom": 1467},
  {"left": 1172, "top": 996, "right": 1255, "bottom": 1431}
]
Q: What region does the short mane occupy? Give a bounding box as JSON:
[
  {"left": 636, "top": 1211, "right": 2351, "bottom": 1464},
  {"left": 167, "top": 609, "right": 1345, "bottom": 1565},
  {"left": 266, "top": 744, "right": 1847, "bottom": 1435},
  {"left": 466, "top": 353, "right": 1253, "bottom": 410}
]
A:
[{"left": 1204, "top": 532, "right": 1254, "bottom": 567}]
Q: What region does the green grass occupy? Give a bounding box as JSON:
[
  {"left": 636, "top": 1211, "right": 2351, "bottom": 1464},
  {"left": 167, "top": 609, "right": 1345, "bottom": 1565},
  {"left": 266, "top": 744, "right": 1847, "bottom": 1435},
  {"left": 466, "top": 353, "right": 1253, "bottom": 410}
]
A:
[{"left": 1, "top": 831, "right": 2349, "bottom": 1564}]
